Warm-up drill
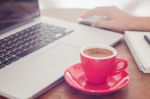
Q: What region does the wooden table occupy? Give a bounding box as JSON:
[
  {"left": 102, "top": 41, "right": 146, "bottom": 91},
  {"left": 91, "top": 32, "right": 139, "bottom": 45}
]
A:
[{"left": 1, "top": 9, "right": 150, "bottom": 99}]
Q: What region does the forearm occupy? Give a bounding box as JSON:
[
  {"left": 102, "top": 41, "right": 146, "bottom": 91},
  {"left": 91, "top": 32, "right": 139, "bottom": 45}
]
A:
[{"left": 129, "top": 16, "right": 150, "bottom": 32}]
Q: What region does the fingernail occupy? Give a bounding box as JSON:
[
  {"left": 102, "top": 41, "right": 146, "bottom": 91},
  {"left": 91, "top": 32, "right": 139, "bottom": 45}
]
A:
[{"left": 91, "top": 23, "right": 96, "bottom": 27}]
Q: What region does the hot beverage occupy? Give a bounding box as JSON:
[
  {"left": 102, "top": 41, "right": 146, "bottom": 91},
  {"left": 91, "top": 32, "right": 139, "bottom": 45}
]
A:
[
  {"left": 83, "top": 48, "right": 113, "bottom": 58},
  {"left": 80, "top": 45, "right": 128, "bottom": 84}
]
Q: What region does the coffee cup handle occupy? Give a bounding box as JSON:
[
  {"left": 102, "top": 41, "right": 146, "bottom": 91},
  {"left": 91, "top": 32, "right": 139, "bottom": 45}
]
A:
[{"left": 112, "top": 57, "right": 128, "bottom": 75}]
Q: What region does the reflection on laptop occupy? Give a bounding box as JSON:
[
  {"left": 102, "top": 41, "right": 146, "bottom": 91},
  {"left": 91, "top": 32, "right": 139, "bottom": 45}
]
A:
[{"left": 0, "top": 0, "right": 123, "bottom": 98}]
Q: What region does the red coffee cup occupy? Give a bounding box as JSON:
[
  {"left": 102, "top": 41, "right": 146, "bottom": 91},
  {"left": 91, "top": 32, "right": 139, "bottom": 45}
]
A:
[{"left": 80, "top": 44, "right": 128, "bottom": 85}]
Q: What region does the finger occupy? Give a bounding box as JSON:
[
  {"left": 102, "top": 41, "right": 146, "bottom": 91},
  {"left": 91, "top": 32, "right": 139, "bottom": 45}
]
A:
[
  {"left": 81, "top": 7, "right": 111, "bottom": 18},
  {"left": 92, "top": 20, "right": 115, "bottom": 30},
  {"left": 92, "top": 20, "right": 124, "bottom": 33}
]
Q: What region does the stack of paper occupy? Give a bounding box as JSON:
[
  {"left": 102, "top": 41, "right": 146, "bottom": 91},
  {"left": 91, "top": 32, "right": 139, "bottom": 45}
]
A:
[{"left": 124, "top": 31, "right": 150, "bottom": 73}]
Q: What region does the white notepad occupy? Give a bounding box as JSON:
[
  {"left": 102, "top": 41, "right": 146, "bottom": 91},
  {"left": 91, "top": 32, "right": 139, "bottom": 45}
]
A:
[{"left": 124, "top": 31, "right": 150, "bottom": 73}]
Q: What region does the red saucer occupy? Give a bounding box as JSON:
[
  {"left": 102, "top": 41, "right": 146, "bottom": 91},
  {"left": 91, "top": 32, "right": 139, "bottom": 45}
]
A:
[{"left": 64, "top": 63, "right": 129, "bottom": 95}]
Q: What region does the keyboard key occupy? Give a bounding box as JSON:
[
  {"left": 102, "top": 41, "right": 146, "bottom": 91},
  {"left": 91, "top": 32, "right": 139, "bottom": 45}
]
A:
[{"left": 17, "top": 42, "right": 48, "bottom": 57}]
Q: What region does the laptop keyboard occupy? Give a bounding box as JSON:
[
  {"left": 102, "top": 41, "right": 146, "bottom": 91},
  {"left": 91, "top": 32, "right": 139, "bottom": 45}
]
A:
[{"left": 0, "top": 23, "right": 73, "bottom": 68}]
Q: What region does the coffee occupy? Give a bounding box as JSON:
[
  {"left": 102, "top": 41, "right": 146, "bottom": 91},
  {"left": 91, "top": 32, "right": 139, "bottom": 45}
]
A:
[
  {"left": 83, "top": 48, "right": 113, "bottom": 58},
  {"left": 81, "top": 45, "right": 128, "bottom": 84}
]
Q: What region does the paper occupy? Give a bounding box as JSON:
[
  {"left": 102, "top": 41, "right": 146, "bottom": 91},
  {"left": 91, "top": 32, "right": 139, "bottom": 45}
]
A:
[{"left": 124, "top": 31, "right": 150, "bottom": 73}]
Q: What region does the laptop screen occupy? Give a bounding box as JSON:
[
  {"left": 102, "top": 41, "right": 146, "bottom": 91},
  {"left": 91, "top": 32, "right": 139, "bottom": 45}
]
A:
[{"left": 0, "top": 0, "right": 40, "bottom": 34}]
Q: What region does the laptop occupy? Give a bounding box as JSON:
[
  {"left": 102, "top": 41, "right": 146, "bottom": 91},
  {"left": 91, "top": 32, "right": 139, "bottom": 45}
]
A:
[{"left": 0, "top": 0, "right": 123, "bottom": 98}]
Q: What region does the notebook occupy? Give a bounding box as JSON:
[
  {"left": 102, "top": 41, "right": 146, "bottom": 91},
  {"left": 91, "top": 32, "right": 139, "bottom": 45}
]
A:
[{"left": 124, "top": 31, "right": 150, "bottom": 73}]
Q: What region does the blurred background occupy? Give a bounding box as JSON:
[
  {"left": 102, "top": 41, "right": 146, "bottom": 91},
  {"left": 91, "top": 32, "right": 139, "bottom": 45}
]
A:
[{"left": 39, "top": 0, "right": 150, "bottom": 16}]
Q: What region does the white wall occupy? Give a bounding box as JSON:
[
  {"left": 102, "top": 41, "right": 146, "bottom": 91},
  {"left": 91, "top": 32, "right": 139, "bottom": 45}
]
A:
[{"left": 39, "top": 0, "right": 150, "bottom": 16}]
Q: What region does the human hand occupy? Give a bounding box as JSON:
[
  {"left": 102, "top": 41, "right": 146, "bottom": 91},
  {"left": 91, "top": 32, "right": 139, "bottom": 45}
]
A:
[{"left": 81, "top": 6, "right": 137, "bottom": 33}]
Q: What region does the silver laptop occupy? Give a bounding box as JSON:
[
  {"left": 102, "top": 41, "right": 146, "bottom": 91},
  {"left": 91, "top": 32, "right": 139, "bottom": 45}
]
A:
[{"left": 0, "top": 0, "right": 123, "bottom": 98}]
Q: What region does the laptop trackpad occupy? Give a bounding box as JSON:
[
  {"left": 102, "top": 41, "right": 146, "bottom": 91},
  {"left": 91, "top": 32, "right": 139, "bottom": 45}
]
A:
[
  {"left": 28, "top": 44, "right": 80, "bottom": 78},
  {"left": 35, "top": 44, "right": 80, "bottom": 71}
]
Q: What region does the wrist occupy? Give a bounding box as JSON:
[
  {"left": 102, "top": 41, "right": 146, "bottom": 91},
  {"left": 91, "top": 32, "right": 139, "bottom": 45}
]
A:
[{"left": 128, "top": 16, "right": 150, "bottom": 31}]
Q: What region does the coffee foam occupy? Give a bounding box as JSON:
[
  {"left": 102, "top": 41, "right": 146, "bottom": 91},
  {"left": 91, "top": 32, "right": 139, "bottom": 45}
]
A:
[
  {"left": 81, "top": 45, "right": 117, "bottom": 59},
  {"left": 83, "top": 48, "right": 113, "bottom": 58}
]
